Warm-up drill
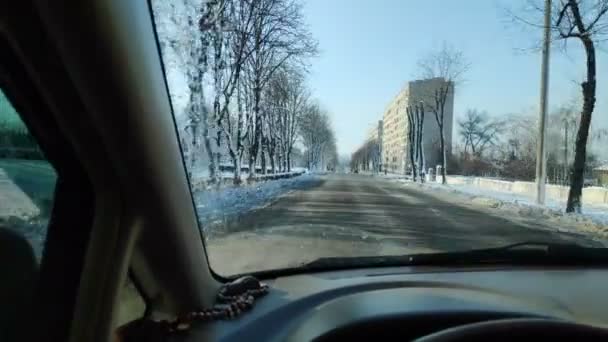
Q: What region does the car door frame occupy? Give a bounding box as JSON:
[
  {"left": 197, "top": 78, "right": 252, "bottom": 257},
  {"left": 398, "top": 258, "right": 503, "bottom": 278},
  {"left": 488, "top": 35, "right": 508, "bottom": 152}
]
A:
[{"left": 1, "top": 1, "right": 221, "bottom": 341}]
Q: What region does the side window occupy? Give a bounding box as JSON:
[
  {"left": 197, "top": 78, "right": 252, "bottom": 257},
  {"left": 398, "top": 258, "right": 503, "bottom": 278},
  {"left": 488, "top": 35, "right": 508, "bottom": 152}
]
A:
[
  {"left": 0, "top": 88, "right": 56, "bottom": 260},
  {"left": 0, "top": 88, "right": 146, "bottom": 337},
  {"left": 0, "top": 87, "right": 57, "bottom": 340}
]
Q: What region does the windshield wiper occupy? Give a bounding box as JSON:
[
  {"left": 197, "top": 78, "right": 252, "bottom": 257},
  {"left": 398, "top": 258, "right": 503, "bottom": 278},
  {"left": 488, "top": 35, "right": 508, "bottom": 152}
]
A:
[{"left": 296, "top": 241, "right": 608, "bottom": 272}]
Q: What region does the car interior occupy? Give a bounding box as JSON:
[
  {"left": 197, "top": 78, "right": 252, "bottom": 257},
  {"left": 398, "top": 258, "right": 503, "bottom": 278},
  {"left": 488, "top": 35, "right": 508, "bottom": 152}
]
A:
[{"left": 3, "top": 1, "right": 608, "bottom": 342}]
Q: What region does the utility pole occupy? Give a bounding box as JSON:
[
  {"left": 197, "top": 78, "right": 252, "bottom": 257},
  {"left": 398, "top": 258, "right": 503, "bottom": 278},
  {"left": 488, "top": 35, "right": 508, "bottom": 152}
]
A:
[
  {"left": 535, "top": 0, "right": 551, "bottom": 204},
  {"left": 564, "top": 120, "right": 568, "bottom": 185}
]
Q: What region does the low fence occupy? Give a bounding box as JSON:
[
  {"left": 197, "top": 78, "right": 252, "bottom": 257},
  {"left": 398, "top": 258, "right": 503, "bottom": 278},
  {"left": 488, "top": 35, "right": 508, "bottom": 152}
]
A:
[
  {"left": 447, "top": 176, "right": 608, "bottom": 206},
  {"left": 0, "top": 147, "right": 45, "bottom": 160},
  {"left": 192, "top": 170, "right": 306, "bottom": 191},
  {"left": 236, "top": 170, "right": 306, "bottom": 181},
  {"left": 0, "top": 169, "right": 40, "bottom": 219},
  {"left": 218, "top": 164, "right": 273, "bottom": 174}
]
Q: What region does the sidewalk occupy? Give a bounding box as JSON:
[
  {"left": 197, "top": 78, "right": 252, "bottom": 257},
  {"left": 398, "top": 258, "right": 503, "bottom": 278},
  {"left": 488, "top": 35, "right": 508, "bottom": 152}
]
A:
[
  {"left": 386, "top": 175, "right": 608, "bottom": 241},
  {"left": 0, "top": 168, "right": 39, "bottom": 219},
  {"left": 430, "top": 179, "right": 608, "bottom": 224}
]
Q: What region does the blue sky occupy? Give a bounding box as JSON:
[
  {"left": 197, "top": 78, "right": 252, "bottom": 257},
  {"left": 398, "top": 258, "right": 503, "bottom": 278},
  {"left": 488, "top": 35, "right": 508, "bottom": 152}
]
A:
[{"left": 302, "top": 0, "right": 608, "bottom": 156}]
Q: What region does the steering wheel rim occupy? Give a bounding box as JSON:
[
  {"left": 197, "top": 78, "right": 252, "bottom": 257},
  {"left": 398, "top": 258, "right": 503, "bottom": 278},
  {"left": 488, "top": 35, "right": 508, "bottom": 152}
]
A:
[{"left": 414, "top": 318, "right": 608, "bottom": 342}]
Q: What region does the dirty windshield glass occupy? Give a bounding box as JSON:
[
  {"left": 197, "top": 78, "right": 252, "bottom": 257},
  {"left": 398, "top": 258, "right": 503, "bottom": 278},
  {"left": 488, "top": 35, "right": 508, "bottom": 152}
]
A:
[{"left": 151, "top": 0, "right": 608, "bottom": 276}]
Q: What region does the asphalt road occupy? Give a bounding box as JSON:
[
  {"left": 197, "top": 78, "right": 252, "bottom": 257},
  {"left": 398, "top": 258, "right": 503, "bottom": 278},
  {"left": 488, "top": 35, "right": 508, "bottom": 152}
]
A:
[{"left": 221, "top": 173, "right": 603, "bottom": 252}]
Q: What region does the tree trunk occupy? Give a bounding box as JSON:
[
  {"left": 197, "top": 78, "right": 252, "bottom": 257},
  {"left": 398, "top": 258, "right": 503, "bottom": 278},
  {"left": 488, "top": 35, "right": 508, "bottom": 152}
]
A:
[
  {"left": 440, "top": 128, "right": 447, "bottom": 184},
  {"left": 410, "top": 145, "right": 417, "bottom": 181},
  {"left": 272, "top": 142, "right": 278, "bottom": 173},
  {"left": 431, "top": 85, "right": 449, "bottom": 185},
  {"left": 281, "top": 146, "right": 287, "bottom": 172},
  {"left": 215, "top": 151, "right": 222, "bottom": 186},
  {"left": 277, "top": 152, "right": 283, "bottom": 173},
  {"left": 234, "top": 157, "right": 241, "bottom": 185},
  {"left": 287, "top": 152, "right": 291, "bottom": 171},
  {"left": 249, "top": 81, "right": 262, "bottom": 180},
  {"left": 201, "top": 113, "right": 217, "bottom": 185},
  {"left": 248, "top": 123, "right": 260, "bottom": 181},
  {"left": 417, "top": 105, "right": 425, "bottom": 183},
  {"left": 187, "top": 63, "right": 217, "bottom": 185},
  {"left": 566, "top": 38, "right": 596, "bottom": 213},
  {"left": 188, "top": 139, "right": 196, "bottom": 180},
  {"left": 407, "top": 107, "right": 417, "bottom": 181},
  {"left": 270, "top": 152, "right": 276, "bottom": 174},
  {"left": 260, "top": 136, "right": 268, "bottom": 175},
  {"left": 229, "top": 148, "right": 242, "bottom": 185},
  {"left": 248, "top": 151, "right": 256, "bottom": 182},
  {"left": 306, "top": 150, "right": 311, "bottom": 170},
  {"left": 413, "top": 128, "right": 419, "bottom": 181}
]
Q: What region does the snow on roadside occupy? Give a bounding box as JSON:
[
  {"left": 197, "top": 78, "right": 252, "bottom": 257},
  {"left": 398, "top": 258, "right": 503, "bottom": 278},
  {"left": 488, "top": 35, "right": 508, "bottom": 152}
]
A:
[
  {"left": 0, "top": 217, "right": 47, "bottom": 261},
  {"left": 390, "top": 177, "right": 608, "bottom": 240},
  {"left": 194, "top": 174, "right": 321, "bottom": 233}
]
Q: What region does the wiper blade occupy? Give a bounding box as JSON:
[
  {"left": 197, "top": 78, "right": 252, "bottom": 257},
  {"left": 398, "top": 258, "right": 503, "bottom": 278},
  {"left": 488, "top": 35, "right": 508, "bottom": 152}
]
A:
[
  {"left": 300, "top": 241, "right": 608, "bottom": 271},
  {"left": 407, "top": 241, "right": 606, "bottom": 265}
]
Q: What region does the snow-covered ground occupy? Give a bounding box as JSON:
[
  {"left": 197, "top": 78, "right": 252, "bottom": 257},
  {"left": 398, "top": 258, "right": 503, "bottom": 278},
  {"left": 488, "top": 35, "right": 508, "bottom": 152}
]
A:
[
  {"left": 0, "top": 168, "right": 39, "bottom": 219},
  {"left": 438, "top": 182, "right": 608, "bottom": 225},
  {"left": 388, "top": 176, "right": 608, "bottom": 241},
  {"left": 190, "top": 170, "right": 307, "bottom": 191},
  {"left": 194, "top": 173, "right": 321, "bottom": 235},
  {"left": 0, "top": 217, "right": 47, "bottom": 261}
]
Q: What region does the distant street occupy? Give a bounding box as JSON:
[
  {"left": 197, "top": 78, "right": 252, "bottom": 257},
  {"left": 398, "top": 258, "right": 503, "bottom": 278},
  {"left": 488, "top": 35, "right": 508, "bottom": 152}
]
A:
[{"left": 221, "top": 173, "right": 604, "bottom": 251}]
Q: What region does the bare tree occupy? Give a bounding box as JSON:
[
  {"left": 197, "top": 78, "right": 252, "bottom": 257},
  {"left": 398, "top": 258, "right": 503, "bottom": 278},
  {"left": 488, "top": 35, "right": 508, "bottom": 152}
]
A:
[
  {"left": 418, "top": 43, "right": 470, "bottom": 184},
  {"left": 495, "top": 114, "right": 539, "bottom": 181},
  {"left": 284, "top": 75, "right": 308, "bottom": 171},
  {"left": 211, "top": 0, "right": 257, "bottom": 185},
  {"left": 152, "top": 0, "right": 216, "bottom": 180},
  {"left": 264, "top": 67, "right": 309, "bottom": 173},
  {"left": 458, "top": 109, "right": 504, "bottom": 158},
  {"left": 208, "top": 0, "right": 234, "bottom": 185},
  {"left": 243, "top": 0, "right": 317, "bottom": 179},
  {"left": 324, "top": 134, "right": 339, "bottom": 172},
  {"left": 406, "top": 106, "right": 418, "bottom": 181},
  {"left": 351, "top": 140, "right": 381, "bottom": 173},
  {"left": 153, "top": 0, "right": 318, "bottom": 185},
  {"left": 415, "top": 102, "right": 426, "bottom": 181},
  {"left": 154, "top": 0, "right": 250, "bottom": 185},
  {"left": 508, "top": 0, "right": 608, "bottom": 212},
  {"left": 548, "top": 105, "right": 579, "bottom": 184},
  {"left": 202, "top": 0, "right": 316, "bottom": 183},
  {"left": 263, "top": 71, "right": 287, "bottom": 174},
  {"left": 556, "top": 0, "right": 608, "bottom": 212},
  {"left": 405, "top": 103, "right": 426, "bottom": 182},
  {"left": 300, "top": 103, "right": 336, "bottom": 171}
]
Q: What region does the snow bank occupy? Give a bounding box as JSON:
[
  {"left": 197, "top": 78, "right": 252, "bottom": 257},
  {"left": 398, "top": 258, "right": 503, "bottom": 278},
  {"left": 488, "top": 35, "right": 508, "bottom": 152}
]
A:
[
  {"left": 398, "top": 178, "right": 608, "bottom": 240},
  {"left": 194, "top": 174, "right": 321, "bottom": 233},
  {"left": 446, "top": 176, "right": 608, "bottom": 206},
  {"left": 1, "top": 217, "right": 47, "bottom": 261},
  {"left": 0, "top": 168, "right": 39, "bottom": 219},
  {"left": 190, "top": 170, "right": 306, "bottom": 191}
]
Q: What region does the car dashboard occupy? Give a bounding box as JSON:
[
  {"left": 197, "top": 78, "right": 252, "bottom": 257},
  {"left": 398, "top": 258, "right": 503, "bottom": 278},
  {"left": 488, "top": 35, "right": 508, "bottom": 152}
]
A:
[{"left": 176, "top": 266, "right": 608, "bottom": 341}]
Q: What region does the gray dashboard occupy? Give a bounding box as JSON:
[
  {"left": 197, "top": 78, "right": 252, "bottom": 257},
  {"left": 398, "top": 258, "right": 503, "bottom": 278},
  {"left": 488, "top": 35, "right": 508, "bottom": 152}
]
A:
[{"left": 181, "top": 267, "right": 608, "bottom": 341}]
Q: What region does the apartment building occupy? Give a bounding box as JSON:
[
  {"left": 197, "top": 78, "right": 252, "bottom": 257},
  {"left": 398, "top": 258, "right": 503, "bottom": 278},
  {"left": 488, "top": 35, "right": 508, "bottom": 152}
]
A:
[
  {"left": 366, "top": 120, "right": 383, "bottom": 171},
  {"left": 382, "top": 77, "right": 454, "bottom": 174},
  {"left": 366, "top": 120, "right": 383, "bottom": 143}
]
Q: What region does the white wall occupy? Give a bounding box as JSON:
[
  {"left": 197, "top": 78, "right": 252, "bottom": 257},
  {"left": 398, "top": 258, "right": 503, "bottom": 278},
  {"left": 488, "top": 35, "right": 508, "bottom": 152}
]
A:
[{"left": 447, "top": 176, "right": 608, "bottom": 206}]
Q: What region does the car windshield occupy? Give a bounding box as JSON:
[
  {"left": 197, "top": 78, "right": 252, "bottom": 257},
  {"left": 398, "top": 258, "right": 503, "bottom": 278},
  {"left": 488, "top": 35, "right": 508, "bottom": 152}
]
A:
[{"left": 150, "top": 0, "right": 608, "bottom": 277}]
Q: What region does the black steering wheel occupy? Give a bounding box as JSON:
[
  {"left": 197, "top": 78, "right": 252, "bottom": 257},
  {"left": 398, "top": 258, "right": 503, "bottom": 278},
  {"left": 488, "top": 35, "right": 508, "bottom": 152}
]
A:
[{"left": 414, "top": 318, "right": 608, "bottom": 341}]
